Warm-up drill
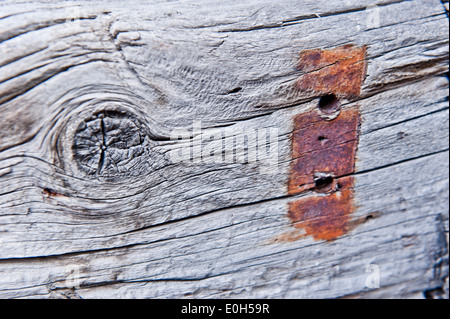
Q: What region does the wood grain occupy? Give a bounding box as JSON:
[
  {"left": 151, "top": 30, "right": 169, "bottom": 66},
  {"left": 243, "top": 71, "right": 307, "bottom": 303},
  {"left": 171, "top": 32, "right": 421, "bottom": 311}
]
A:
[{"left": 0, "top": 0, "right": 448, "bottom": 298}]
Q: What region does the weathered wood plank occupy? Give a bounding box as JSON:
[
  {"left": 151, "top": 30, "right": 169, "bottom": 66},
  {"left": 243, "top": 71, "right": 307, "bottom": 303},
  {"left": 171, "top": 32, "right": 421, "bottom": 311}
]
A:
[
  {"left": 0, "top": 152, "right": 447, "bottom": 298},
  {"left": 0, "top": 0, "right": 448, "bottom": 298}
]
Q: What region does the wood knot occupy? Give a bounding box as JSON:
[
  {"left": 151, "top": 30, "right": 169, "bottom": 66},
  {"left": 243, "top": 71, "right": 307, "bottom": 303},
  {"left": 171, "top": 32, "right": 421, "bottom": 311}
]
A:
[{"left": 72, "top": 110, "right": 151, "bottom": 179}]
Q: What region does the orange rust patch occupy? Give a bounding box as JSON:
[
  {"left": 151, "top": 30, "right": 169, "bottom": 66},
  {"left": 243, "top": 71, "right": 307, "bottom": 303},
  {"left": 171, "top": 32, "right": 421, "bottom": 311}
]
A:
[
  {"left": 285, "top": 106, "right": 360, "bottom": 241},
  {"left": 274, "top": 44, "right": 368, "bottom": 242},
  {"left": 288, "top": 107, "right": 360, "bottom": 195},
  {"left": 297, "top": 44, "right": 367, "bottom": 97},
  {"left": 286, "top": 107, "right": 360, "bottom": 241},
  {"left": 288, "top": 176, "right": 354, "bottom": 241}
]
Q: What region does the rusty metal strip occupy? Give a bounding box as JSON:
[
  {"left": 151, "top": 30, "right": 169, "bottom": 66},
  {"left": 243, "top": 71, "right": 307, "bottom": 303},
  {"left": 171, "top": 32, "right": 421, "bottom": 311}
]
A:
[
  {"left": 288, "top": 107, "right": 360, "bottom": 195},
  {"left": 283, "top": 44, "right": 367, "bottom": 242},
  {"left": 297, "top": 44, "right": 367, "bottom": 98},
  {"left": 288, "top": 176, "right": 355, "bottom": 241}
]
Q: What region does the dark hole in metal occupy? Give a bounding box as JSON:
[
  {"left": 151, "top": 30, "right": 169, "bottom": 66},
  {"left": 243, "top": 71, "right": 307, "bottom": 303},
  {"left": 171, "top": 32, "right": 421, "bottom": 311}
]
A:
[
  {"left": 314, "top": 175, "right": 334, "bottom": 192},
  {"left": 318, "top": 94, "right": 340, "bottom": 114}
]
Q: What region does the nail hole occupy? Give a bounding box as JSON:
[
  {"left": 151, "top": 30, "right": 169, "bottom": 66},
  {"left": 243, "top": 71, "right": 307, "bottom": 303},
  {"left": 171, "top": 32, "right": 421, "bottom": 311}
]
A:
[
  {"left": 318, "top": 94, "right": 340, "bottom": 114},
  {"left": 318, "top": 135, "right": 328, "bottom": 145},
  {"left": 397, "top": 132, "right": 408, "bottom": 140},
  {"left": 314, "top": 175, "right": 334, "bottom": 192}
]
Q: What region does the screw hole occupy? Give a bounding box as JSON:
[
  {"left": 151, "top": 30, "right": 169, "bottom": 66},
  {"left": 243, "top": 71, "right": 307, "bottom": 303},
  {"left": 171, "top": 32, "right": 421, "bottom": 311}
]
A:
[
  {"left": 318, "top": 94, "right": 340, "bottom": 114},
  {"left": 314, "top": 175, "right": 334, "bottom": 192}
]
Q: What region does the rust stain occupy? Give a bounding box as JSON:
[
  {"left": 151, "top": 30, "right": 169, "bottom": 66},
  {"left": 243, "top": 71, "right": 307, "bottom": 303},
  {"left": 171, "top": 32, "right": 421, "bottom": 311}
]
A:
[
  {"left": 288, "top": 107, "right": 360, "bottom": 195},
  {"left": 288, "top": 176, "right": 355, "bottom": 241},
  {"left": 43, "top": 188, "right": 63, "bottom": 197},
  {"left": 267, "top": 229, "right": 306, "bottom": 244},
  {"left": 297, "top": 44, "right": 367, "bottom": 97},
  {"left": 285, "top": 107, "right": 360, "bottom": 241},
  {"left": 279, "top": 44, "right": 368, "bottom": 242}
]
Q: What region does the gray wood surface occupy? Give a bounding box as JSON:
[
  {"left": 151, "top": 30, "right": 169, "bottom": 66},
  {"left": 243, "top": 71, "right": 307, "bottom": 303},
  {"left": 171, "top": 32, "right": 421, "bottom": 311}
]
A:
[{"left": 0, "top": 0, "right": 448, "bottom": 299}]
